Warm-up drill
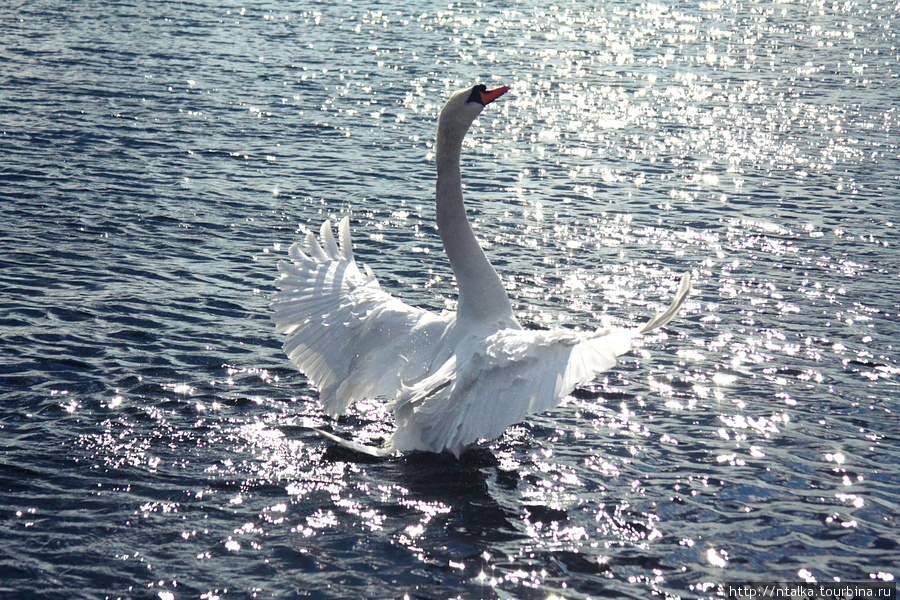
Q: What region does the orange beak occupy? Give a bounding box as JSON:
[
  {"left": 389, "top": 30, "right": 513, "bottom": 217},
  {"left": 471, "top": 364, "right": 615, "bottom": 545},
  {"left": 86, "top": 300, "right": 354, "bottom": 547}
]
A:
[{"left": 479, "top": 86, "right": 510, "bottom": 105}]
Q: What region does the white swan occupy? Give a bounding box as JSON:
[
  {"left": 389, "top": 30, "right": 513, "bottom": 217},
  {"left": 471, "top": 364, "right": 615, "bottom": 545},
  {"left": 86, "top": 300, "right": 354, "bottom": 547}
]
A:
[{"left": 272, "top": 84, "right": 691, "bottom": 457}]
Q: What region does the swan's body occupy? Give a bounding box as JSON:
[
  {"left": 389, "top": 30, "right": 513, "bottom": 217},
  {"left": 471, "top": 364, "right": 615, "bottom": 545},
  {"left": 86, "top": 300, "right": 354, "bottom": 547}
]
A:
[{"left": 272, "top": 85, "right": 691, "bottom": 457}]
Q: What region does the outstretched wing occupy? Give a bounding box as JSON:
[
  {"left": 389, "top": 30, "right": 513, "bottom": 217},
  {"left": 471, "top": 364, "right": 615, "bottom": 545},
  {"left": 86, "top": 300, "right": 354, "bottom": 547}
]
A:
[
  {"left": 389, "top": 325, "right": 636, "bottom": 456},
  {"left": 271, "top": 217, "right": 450, "bottom": 416},
  {"left": 389, "top": 273, "right": 692, "bottom": 457}
]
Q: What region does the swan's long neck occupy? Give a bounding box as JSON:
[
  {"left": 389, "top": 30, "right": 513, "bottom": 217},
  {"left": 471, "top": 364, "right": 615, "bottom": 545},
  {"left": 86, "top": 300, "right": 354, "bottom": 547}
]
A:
[{"left": 435, "top": 113, "right": 513, "bottom": 325}]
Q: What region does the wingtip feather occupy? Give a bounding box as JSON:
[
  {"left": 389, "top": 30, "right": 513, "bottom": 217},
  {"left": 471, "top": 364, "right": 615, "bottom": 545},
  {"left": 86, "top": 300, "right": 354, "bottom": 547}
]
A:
[
  {"left": 338, "top": 216, "right": 353, "bottom": 262},
  {"left": 320, "top": 220, "right": 340, "bottom": 259},
  {"left": 288, "top": 242, "right": 311, "bottom": 264},
  {"left": 306, "top": 231, "right": 328, "bottom": 261},
  {"left": 640, "top": 272, "right": 692, "bottom": 334}
]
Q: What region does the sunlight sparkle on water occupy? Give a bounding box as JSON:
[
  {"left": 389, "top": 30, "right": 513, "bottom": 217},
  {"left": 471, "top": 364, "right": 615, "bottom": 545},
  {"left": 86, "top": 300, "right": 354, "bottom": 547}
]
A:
[
  {"left": 712, "top": 372, "right": 738, "bottom": 386},
  {"left": 707, "top": 548, "right": 728, "bottom": 568}
]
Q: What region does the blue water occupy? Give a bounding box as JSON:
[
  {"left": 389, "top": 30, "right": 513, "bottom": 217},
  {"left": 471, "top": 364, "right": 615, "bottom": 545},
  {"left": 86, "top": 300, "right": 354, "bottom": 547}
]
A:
[{"left": 1, "top": 1, "right": 898, "bottom": 599}]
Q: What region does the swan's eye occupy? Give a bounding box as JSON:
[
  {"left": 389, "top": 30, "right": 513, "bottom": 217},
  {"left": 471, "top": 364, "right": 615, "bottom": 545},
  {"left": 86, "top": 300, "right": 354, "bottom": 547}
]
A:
[{"left": 467, "top": 84, "right": 488, "bottom": 104}]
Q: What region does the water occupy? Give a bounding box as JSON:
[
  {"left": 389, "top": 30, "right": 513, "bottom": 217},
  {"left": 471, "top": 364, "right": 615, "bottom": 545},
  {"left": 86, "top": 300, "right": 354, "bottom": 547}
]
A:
[{"left": 1, "top": 1, "right": 898, "bottom": 598}]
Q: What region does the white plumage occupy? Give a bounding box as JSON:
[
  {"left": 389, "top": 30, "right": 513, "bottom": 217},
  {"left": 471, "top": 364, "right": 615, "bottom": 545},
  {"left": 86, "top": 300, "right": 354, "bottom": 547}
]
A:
[{"left": 272, "top": 85, "right": 691, "bottom": 457}]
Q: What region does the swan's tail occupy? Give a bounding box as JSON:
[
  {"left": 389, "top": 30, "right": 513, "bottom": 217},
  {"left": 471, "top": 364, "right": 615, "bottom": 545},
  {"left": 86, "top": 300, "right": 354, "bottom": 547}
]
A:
[
  {"left": 312, "top": 428, "right": 392, "bottom": 458},
  {"left": 639, "top": 272, "right": 692, "bottom": 334}
]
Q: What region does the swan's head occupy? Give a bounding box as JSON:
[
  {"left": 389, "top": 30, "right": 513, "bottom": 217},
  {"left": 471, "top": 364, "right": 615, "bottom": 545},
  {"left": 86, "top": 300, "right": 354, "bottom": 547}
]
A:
[{"left": 438, "top": 84, "right": 509, "bottom": 134}]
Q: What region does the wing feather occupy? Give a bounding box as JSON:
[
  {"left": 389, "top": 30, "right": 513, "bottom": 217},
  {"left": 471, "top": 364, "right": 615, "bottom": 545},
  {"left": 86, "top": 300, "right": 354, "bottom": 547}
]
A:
[
  {"left": 640, "top": 272, "right": 692, "bottom": 333},
  {"left": 388, "top": 326, "right": 636, "bottom": 456},
  {"left": 338, "top": 217, "right": 353, "bottom": 262},
  {"left": 272, "top": 217, "right": 450, "bottom": 416},
  {"left": 319, "top": 219, "right": 340, "bottom": 258}
]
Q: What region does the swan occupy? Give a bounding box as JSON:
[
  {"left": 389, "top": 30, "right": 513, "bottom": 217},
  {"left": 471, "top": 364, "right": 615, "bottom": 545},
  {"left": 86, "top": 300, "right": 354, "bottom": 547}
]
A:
[{"left": 272, "top": 84, "right": 691, "bottom": 457}]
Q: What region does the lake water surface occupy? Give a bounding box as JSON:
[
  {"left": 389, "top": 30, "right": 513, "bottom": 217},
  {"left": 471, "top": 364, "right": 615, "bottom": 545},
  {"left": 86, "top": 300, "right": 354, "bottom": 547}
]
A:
[{"left": 1, "top": 1, "right": 898, "bottom": 598}]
